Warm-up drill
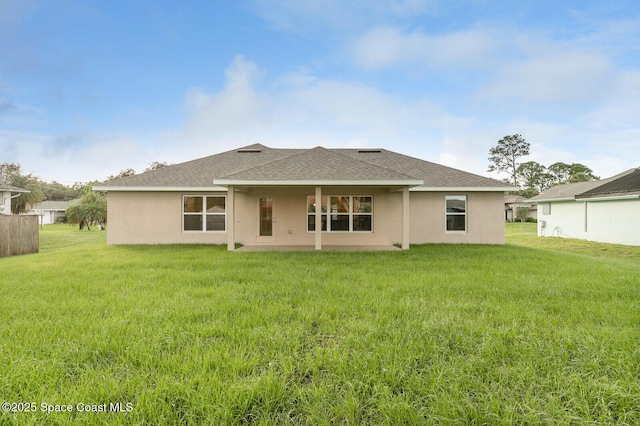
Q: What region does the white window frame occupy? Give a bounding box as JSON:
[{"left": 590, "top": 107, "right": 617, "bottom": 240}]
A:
[
  {"left": 307, "top": 195, "right": 373, "bottom": 233},
  {"left": 182, "top": 195, "right": 226, "bottom": 232},
  {"left": 445, "top": 195, "right": 467, "bottom": 233}
]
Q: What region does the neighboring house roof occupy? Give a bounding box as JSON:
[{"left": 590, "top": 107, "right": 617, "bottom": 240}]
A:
[
  {"left": 0, "top": 183, "right": 30, "bottom": 193},
  {"left": 576, "top": 168, "right": 640, "bottom": 199},
  {"left": 94, "top": 143, "right": 515, "bottom": 191},
  {"left": 30, "top": 200, "right": 76, "bottom": 211},
  {"left": 530, "top": 168, "right": 640, "bottom": 202},
  {"left": 505, "top": 195, "right": 525, "bottom": 204}
]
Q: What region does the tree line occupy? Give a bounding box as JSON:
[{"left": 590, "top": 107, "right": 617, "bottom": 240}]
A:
[
  {"left": 0, "top": 161, "right": 169, "bottom": 228},
  {"left": 488, "top": 134, "right": 598, "bottom": 198}
]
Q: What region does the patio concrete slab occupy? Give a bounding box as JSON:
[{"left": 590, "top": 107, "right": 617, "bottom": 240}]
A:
[{"left": 235, "top": 245, "right": 401, "bottom": 252}]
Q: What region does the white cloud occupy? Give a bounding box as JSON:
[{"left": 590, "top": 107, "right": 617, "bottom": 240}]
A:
[
  {"left": 7, "top": 41, "right": 638, "bottom": 184},
  {"left": 353, "top": 26, "right": 497, "bottom": 71},
  {"left": 177, "top": 55, "right": 469, "bottom": 166},
  {"left": 177, "top": 52, "right": 639, "bottom": 181},
  {"left": 182, "top": 55, "right": 273, "bottom": 152},
  {"left": 351, "top": 23, "right": 624, "bottom": 109},
  {"left": 0, "top": 129, "right": 145, "bottom": 183},
  {"left": 482, "top": 51, "right": 613, "bottom": 104}
]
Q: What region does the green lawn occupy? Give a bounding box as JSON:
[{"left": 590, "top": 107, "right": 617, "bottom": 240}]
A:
[{"left": 0, "top": 224, "right": 639, "bottom": 424}]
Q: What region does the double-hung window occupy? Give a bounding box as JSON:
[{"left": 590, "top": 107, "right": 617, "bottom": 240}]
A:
[
  {"left": 307, "top": 195, "right": 372, "bottom": 232},
  {"left": 542, "top": 203, "right": 551, "bottom": 215},
  {"left": 445, "top": 195, "right": 466, "bottom": 232},
  {"left": 183, "top": 195, "right": 226, "bottom": 232}
]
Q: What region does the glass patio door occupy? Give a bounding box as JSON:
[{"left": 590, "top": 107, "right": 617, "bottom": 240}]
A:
[{"left": 258, "top": 196, "right": 274, "bottom": 242}]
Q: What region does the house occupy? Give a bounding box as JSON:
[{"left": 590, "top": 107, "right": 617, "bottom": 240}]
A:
[
  {"left": 0, "top": 183, "right": 30, "bottom": 215},
  {"left": 28, "top": 200, "right": 76, "bottom": 225},
  {"left": 94, "top": 144, "right": 516, "bottom": 250},
  {"left": 504, "top": 195, "right": 537, "bottom": 222},
  {"left": 529, "top": 168, "right": 640, "bottom": 246}
]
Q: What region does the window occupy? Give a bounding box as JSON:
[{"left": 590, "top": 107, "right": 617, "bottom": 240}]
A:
[
  {"left": 183, "top": 195, "right": 226, "bottom": 232},
  {"left": 445, "top": 195, "right": 466, "bottom": 232},
  {"left": 542, "top": 203, "right": 551, "bottom": 215},
  {"left": 307, "top": 195, "right": 372, "bottom": 232}
]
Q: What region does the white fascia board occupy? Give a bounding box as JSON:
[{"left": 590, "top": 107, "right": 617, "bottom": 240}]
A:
[
  {"left": 528, "top": 197, "right": 575, "bottom": 203},
  {"left": 410, "top": 186, "right": 519, "bottom": 192},
  {"left": 92, "top": 186, "right": 228, "bottom": 192},
  {"left": 576, "top": 194, "right": 640, "bottom": 202},
  {"left": 529, "top": 197, "right": 573, "bottom": 203},
  {"left": 212, "top": 179, "right": 424, "bottom": 186},
  {"left": 1, "top": 188, "right": 30, "bottom": 193}
]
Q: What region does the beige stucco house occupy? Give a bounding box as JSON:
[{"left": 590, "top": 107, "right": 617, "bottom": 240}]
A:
[{"left": 94, "top": 144, "right": 516, "bottom": 250}]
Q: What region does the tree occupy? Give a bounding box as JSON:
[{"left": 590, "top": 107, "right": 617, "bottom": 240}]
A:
[
  {"left": 547, "top": 162, "right": 571, "bottom": 185},
  {"left": 144, "top": 161, "right": 171, "bottom": 173},
  {"left": 548, "top": 162, "right": 599, "bottom": 185},
  {"left": 516, "top": 205, "right": 532, "bottom": 223},
  {"left": 488, "top": 134, "right": 530, "bottom": 186},
  {"left": 568, "top": 163, "right": 599, "bottom": 182},
  {"left": 516, "top": 161, "right": 553, "bottom": 194},
  {"left": 106, "top": 168, "right": 136, "bottom": 181},
  {"left": 41, "top": 180, "right": 81, "bottom": 201},
  {"left": 0, "top": 162, "right": 44, "bottom": 214},
  {"left": 65, "top": 191, "right": 106, "bottom": 230}
]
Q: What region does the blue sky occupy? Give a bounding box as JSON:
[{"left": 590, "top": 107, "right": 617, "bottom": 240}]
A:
[{"left": 1, "top": 0, "right": 639, "bottom": 183}]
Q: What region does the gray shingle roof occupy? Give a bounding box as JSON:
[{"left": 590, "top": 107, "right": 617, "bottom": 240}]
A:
[
  {"left": 529, "top": 168, "right": 640, "bottom": 202},
  {"left": 30, "top": 200, "right": 77, "bottom": 211},
  {"left": 94, "top": 144, "right": 514, "bottom": 191},
  {"left": 577, "top": 168, "right": 640, "bottom": 199},
  {"left": 0, "top": 183, "right": 30, "bottom": 193},
  {"left": 338, "top": 149, "right": 509, "bottom": 188},
  {"left": 215, "top": 147, "right": 420, "bottom": 183},
  {"left": 96, "top": 144, "right": 300, "bottom": 188}
]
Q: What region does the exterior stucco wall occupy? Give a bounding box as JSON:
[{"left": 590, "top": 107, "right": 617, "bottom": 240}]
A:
[
  {"left": 538, "top": 199, "right": 640, "bottom": 246},
  {"left": 31, "top": 210, "right": 65, "bottom": 225},
  {"left": 233, "top": 186, "right": 403, "bottom": 246},
  {"left": 105, "top": 191, "right": 228, "bottom": 245},
  {"left": 537, "top": 201, "right": 583, "bottom": 239},
  {"left": 105, "top": 189, "right": 506, "bottom": 246},
  {"left": 410, "top": 191, "right": 505, "bottom": 244},
  {"left": 0, "top": 191, "right": 11, "bottom": 215}
]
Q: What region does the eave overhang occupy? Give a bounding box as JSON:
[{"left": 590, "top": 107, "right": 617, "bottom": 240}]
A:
[
  {"left": 92, "top": 186, "right": 229, "bottom": 192},
  {"left": 528, "top": 197, "right": 575, "bottom": 203},
  {"left": 410, "top": 186, "right": 518, "bottom": 192},
  {"left": 212, "top": 179, "right": 424, "bottom": 187},
  {"left": 576, "top": 194, "right": 640, "bottom": 202}
]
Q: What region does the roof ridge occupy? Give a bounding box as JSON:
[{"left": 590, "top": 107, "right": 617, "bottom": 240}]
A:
[
  {"left": 340, "top": 147, "right": 508, "bottom": 186},
  {"left": 330, "top": 148, "right": 421, "bottom": 180},
  {"left": 218, "top": 146, "right": 418, "bottom": 181},
  {"left": 216, "top": 146, "right": 316, "bottom": 180}
]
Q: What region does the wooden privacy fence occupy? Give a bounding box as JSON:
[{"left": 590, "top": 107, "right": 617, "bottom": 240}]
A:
[{"left": 0, "top": 215, "right": 39, "bottom": 257}]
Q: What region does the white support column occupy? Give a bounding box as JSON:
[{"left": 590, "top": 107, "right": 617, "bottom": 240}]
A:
[
  {"left": 402, "top": 186, "right": 410, "bottom": 250},
  {"left": 227, "top": 186, "right": 235, "bottom": 251},
  {"left": 315, "top": 186, "right": 322, "bottom": 250}
]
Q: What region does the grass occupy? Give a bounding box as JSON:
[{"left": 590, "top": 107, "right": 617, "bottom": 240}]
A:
[
  {"left": 506, "top": 222, "right": 640, "bottom": 260},
  {"left": 0, "top": 224, "right": 638, "bottom": 424}
]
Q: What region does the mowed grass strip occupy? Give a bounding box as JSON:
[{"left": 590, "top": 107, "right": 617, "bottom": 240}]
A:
[{"left": 0, "top": 225, "right": 638, "bottom": 424}]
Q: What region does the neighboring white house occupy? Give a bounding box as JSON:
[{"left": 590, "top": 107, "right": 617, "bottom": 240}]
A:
[
  {"left": 0, "top": 183, "right": 30, "bottom": 215},
  {"left": 530, "top": 168, "right": 640, "bottom": 246},
  {"left": 29, "top": 200, "right": 76, "bottom": 225}
]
